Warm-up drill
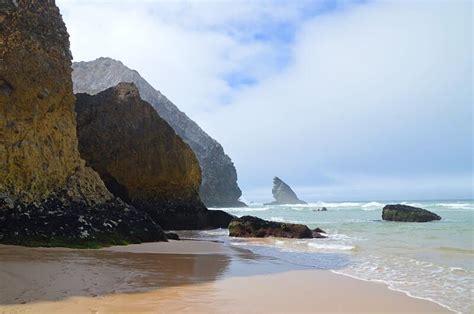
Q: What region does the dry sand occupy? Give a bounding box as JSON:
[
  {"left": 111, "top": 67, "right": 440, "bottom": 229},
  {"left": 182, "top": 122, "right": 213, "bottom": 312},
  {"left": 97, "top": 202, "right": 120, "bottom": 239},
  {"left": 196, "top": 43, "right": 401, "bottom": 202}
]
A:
[{"left": 0, "top": 242, "right": 451, "bottom": 313}]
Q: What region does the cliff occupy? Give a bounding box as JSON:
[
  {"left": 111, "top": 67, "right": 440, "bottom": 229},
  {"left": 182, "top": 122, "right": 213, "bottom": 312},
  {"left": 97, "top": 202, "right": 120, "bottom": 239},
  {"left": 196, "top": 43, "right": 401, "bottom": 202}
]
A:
[
  {"left": 75, "top": 83, "right": 234, "bottom": 230},
  {"left": 71, "top": 58, "right": 246, "bottom": 207},
  {"left": 0, "top": 0, "right": 167, "bottom": 247},
  {"left": 265, "top": 177, "right": 307, "bottom": 205}
]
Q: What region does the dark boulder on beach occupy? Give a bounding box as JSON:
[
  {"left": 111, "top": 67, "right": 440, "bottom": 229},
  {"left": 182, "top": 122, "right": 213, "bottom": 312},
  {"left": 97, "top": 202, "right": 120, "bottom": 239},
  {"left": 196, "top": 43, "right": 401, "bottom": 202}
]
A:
[
  {"left": 207, "top": 210, "right": 237, "bottom": 229},
  {"left": 228, "top": 216, "right": 325, "bottom": 239},
  {"left": 265, "top": 177, "right": 307, "bottom": 205},
  {"left": 382, "top": 204, "right": 441, "bottom": 222},
  {"left": 165, "top": 232, "right": 180, "bottom": 241}
]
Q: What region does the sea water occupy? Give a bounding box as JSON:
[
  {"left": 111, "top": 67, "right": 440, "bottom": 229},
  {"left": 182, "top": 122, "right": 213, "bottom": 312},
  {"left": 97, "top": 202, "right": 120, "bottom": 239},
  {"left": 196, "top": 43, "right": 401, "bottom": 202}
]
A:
[{"left": 203, "top": 200, "right": 473, "bottom": 313}]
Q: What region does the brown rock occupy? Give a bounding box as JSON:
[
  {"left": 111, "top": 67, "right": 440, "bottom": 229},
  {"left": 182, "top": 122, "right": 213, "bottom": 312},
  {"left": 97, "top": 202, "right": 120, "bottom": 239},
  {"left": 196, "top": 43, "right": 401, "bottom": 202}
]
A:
[
  {"left": 0, "top": 1, "right": 166, "bottom": 247},
  {"left": 228, "top": 216, "right": 322, "bottom": 239},
  {"left": 75, "top": 83, "right": 233, "bottom": 230}
]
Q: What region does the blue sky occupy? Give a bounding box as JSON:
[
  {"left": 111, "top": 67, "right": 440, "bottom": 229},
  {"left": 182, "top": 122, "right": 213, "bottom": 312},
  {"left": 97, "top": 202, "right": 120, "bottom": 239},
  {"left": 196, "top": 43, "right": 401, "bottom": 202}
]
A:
[{"left": 57, "top": 0, "right": 473, "bottom": 202}]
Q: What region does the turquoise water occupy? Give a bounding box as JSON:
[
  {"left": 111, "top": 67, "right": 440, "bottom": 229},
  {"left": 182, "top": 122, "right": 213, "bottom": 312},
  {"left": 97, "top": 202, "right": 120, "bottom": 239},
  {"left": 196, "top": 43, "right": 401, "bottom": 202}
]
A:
[{"left": 207, "top": 200, "right": 473, "bottom": 313}]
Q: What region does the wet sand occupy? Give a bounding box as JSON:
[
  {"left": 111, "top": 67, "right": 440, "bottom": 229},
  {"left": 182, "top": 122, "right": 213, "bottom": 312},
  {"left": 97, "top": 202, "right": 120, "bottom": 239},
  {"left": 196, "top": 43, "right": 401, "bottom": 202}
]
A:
[{"left": 0, "top": 242, "right": 450, "bottom": 313}]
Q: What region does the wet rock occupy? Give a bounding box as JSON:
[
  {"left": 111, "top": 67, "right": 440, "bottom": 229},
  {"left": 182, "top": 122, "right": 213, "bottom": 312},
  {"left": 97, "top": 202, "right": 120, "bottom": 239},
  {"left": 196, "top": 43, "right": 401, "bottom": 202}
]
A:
[
  {"left": 207, "top": 210, "right": 236, "bottom": 229},
  {"left": 382, "top": 204, "right": 441, "bottom": 222},
  {"left": 229, "top": 216, "right": 324, "bottom": 239},
  {"left": 312, "top": 228, "right": 327, "bottom": 238},
  {"left": 165, "top": 232, "right": 180, "bottom": 241}
]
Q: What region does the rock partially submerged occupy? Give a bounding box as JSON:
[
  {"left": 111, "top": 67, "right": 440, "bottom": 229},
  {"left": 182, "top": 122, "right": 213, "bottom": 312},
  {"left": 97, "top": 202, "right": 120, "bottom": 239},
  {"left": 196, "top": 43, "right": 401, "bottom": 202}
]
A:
[
  {"left": 0, "top": 1, "right": 167, "bottom": 247},
  {"left": 382, "top": 204, "right": 441, "bottom": 222},
  {"left": 228, "top": 216, "right": 326, "bottom": 239},
  {"left": 165, "top": 232, "right": 180, "bottom": 241},
  {"left": 265, "top": 177, "right": 307, "bottom": 205},
  {"left": 75, "top": 83, "right": 234, "bottom": 230}
]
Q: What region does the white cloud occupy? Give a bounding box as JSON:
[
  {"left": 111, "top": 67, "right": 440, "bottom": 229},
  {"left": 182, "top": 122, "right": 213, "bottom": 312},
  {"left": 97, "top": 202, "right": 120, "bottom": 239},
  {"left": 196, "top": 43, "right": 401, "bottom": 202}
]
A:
[{"left": 57, "top": 0, "right": 472, "bottom": 201}]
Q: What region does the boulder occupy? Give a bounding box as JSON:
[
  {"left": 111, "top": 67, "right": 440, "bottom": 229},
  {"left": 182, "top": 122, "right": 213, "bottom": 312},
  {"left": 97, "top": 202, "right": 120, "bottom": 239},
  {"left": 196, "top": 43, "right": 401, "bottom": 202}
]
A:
[
  {"left": 75, "top": 83, "right": 234, "bottom": 230},
  {"left": 265, "top": 177, "right": 307, "bottom": 205},
  {"left": 207, "top": 210, "right": 237, "bottom": 229},
  {"left": 72, "top": 58, "right": 245, "bottom": 208},
  {"left": 382, "top": 204, "right": 441, "bottom": 222},
  {"left": 0, "top": 1, "right": 166, "bottom": 247},
  {"left": 165, "top": 232, "right": 180, "bottom": 241},
  {"left": 229, "top": 216, "right": 325, "bottom": 239}
]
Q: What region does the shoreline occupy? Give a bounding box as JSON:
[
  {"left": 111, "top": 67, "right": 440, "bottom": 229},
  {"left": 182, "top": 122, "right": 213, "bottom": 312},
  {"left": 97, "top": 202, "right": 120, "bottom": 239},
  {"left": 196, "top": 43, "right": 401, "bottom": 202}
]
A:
[
  {"left": 0, "top": 240, "right": 452, "bottom": 313},
  {"left": 330, "top": 270, "right": 457, "bottom": 314}
]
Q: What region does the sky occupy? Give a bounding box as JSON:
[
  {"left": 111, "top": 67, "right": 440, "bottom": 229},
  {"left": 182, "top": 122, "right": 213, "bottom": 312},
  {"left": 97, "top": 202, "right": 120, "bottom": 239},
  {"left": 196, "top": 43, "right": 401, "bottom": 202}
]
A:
[{"left": 57, "top": 0, "right": 473, "bottom": 202}]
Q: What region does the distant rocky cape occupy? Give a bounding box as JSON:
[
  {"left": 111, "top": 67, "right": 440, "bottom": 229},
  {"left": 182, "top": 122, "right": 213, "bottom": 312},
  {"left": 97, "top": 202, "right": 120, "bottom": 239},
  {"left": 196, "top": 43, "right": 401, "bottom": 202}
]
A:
[
  {"left": 72, "top": 58, "right": 245, "bottom": 208},
  {"left": 265, "top": 177, "right": 307, "bottom": 205}
]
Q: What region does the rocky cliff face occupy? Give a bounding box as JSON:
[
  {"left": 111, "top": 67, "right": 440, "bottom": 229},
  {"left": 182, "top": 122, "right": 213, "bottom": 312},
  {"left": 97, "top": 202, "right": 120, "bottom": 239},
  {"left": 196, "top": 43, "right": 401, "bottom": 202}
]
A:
[
  {"left": 265, "top": 177, "right": 307, "bottom": 205},
  {"left": 75, "top": 82, "right": 234, "bottom": 230},
  {"left": 0, "top": 0, "right": 166, "bottom": 246},
  {"left": 72, "top": 58, "right": 245, "bottom": 207}
]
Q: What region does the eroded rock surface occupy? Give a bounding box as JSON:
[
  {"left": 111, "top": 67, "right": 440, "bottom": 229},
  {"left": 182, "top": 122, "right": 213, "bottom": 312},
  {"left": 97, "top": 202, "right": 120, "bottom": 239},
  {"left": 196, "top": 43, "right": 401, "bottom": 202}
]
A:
[
  {"left": 0, "top": 1, "right": 166, "bottom": 246},
  {"left": 75, "top": 83, "right": 234, "bottom": 230},
  {"left": 265, "top": 177, "right": 307, "bottom": 205},
  {"left": 228, "top": 216, "right": 325, "bottom": 239},
  {"left": 72, "top": 58, "right": 246, "bottom": 207}
]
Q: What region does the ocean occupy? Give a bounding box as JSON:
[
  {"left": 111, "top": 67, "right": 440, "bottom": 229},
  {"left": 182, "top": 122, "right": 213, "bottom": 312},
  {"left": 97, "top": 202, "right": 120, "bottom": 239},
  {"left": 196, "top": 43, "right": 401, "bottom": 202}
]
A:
[{"left": 198, "top": 200, "right": 474, "bottom": 313}]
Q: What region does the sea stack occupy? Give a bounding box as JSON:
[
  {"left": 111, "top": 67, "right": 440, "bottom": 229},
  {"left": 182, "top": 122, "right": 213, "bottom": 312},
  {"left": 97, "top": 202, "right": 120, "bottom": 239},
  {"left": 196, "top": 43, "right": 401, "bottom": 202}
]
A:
[
  {"left": 75, "top": 83, "right": 234, "bottom": 230},
  {"left": 0, "top": 1, "right": 167, "bottom": 246},
  {"left": 382, "top": 204, "right": 441, "bottom": 222},
  {"left": 265, "top": 177, "right": 307, "bottom": 205},
  {"left": 72, "top": 58, "right": 246, "bottom": 208}
]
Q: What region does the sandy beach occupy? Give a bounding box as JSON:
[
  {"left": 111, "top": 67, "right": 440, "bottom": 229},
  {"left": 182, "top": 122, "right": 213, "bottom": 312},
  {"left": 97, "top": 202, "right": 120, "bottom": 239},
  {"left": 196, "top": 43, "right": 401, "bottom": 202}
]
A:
[{"left": 0, "top": 241, "right": 450, "bottom": 313}]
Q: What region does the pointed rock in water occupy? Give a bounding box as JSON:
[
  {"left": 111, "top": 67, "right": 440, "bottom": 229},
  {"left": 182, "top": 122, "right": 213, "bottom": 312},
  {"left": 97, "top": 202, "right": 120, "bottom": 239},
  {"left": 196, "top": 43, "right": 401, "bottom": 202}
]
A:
[
  {"left": 0, "top": 1, "right": 166, "bottom": 247},
  {"left": 75, "top": 82, "right": 234, "bottom": 230},
  {"left": 265, "top": 177, "right": 307, "bottom": 205},
  {"left": 382, "top": 204, "right": 441, "bottom": 222},
  {"left": 228, "top": 216, "right": 325, "bottom": 239},
  {"left": 71, "top": 58, "right": 246, "bottom": 208}
]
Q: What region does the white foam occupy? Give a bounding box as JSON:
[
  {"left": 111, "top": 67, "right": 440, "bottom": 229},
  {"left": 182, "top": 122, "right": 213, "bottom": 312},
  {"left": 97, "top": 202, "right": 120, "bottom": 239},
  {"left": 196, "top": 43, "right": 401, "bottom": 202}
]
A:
[
  {"left": 330, "top": 270, "right": 460, "bottom": 314},
  {"left": 200, "top": 229, "right": 228, "bottom": 236},
  {"left": 436, "top": 203, "right": 472, "bottom": 209},
  {"left": 221, "top": 207, "right": 270, "bottom": 212},
  {"left": 361, "top": 201, "right": 384, "bottom": 210},
  {"left": 307, "top": 242, "right": 355, "bottom": 251},
  {"left": 270, "top": 217, "right": 285, "bottom": 222}
]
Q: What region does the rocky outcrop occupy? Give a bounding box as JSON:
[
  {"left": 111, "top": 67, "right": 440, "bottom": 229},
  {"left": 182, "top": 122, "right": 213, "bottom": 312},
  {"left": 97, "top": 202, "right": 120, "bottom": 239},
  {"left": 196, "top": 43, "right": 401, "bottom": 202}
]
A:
[
  {"left": 71, "top": 58, "right": 246, "bottom": 208},
  {"left": 75, "top": 82, "right": 234, "bottom": 230},
  {"left": 0, "top": 1, "right": 166, "bottom": 247},
  {"left": 382, "top": 204, "right": 441, "bottom": 222},
  {"left": 265, "top": 177, "right": 307, "bottom": 205},
  {"left": 228, "top": 216, "right": 325, "bottom": 239}
]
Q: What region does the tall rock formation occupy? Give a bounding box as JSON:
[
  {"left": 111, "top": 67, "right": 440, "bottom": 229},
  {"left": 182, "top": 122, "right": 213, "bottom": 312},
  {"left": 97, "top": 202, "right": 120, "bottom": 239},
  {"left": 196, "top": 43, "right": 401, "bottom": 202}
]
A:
[
  {"left": 0, "top": 0, "right": 166, "bottom": 247},
  {"left": 75, "top": 83, "right": 234, "bottom": 230},
  {"left": 71, "top": 58, "right": 245, "bottom": 207},
  {"left": 265, "top": 177, "right": 307, "bottom": 205}
]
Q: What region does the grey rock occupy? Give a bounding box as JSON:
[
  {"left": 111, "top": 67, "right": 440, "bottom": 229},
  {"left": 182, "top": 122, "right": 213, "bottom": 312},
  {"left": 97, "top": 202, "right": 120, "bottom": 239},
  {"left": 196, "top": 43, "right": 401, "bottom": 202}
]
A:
[
  {"left": 265, "top": 177, "right": 307, "bottom": 205},
  {"left": 71, "top": 58, "right": 245, "bottom": 208},
  {"left": 382, "top": 204, "right": 441, "bottom": 222}
]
